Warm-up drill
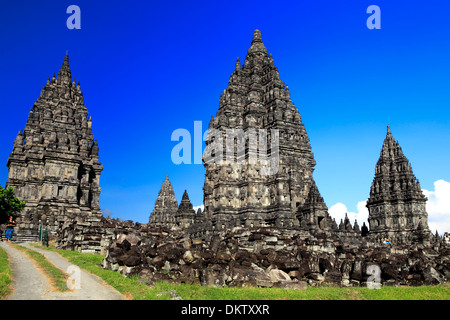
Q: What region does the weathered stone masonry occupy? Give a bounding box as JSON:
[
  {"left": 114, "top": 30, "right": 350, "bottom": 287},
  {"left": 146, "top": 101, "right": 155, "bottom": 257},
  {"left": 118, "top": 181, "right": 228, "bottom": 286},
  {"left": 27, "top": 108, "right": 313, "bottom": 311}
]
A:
[
  {"left": 6, "top": 55, "right": 103, "bottom": 241},
  {"left": 367, "top": 126, "right": 432, "bottom": 245}
]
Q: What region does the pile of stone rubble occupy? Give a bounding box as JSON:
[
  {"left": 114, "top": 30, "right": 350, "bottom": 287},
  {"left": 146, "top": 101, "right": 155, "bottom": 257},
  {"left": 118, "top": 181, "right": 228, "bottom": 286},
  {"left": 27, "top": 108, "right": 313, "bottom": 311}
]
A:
[{"left": 100, "top": 225, "right": 450, "bottom": 288}]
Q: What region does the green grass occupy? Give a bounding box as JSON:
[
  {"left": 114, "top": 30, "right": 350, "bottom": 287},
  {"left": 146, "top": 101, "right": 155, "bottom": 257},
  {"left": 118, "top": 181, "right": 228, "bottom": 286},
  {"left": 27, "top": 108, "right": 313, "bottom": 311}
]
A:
[
  {"left": 0, "top": 247, "right": 12, "bottom": 298},
  {"left": 12, "top": 244, "right": 69, "bottom": 292},
  {"left": 125, "top": 280, "right": 450, "bottom": 300},
  {"left": 33, "top": 244, "right": 450, "bottom": 300}
]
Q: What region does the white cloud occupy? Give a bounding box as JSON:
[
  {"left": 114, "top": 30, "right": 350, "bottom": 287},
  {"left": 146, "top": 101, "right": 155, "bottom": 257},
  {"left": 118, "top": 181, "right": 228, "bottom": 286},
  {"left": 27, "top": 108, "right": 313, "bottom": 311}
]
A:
[
  {"left": 193, "top": 204, "right": 204, "bottom": 213},
  {"left": 101, "top": 208, "right": 112, "bottom": 216},
  {"left": 423, "top": 179, "right": 450, "bottom": 235},
  {"left": 328, "top": 200, "right": 369, "bottom": 228}
]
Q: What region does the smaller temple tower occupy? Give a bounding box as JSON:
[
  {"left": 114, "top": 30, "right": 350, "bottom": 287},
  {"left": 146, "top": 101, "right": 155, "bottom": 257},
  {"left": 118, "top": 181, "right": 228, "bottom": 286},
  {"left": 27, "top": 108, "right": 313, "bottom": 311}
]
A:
[
  {"left": 148, "top": 174, "right": 178, "bottom": 228},
  {"left": 366, "top": 126, "right": 431, "bottom": 244},
  {"left": 175, "top": 190, "right": 196, "bottom": 229},
  {"left": 148, "top": 176, "right": 198, "bottom": 230},
  {"left": 297, "top": 180, "right": 337, "bottom": 232}
]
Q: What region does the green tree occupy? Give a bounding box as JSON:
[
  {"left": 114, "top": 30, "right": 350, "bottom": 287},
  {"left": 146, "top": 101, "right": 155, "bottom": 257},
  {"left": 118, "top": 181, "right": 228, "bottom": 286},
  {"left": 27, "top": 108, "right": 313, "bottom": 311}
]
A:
[{"left": 0, "top": 185, "right": 25, "bottom": 224}]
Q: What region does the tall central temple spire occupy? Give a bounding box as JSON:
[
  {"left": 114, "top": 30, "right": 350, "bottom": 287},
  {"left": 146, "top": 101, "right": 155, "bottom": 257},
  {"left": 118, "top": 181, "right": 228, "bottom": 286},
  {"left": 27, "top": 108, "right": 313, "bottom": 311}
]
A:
[{"left": 202, "top": 30, "right": 335, "bottom": 232}]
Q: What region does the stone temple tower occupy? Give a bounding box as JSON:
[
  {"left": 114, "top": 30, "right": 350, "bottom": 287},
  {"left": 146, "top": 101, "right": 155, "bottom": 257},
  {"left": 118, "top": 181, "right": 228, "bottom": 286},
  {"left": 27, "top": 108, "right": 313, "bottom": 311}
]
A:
[
  {"left": 148, "top": 174, "right": 178, "bottom": 228},
  {"left": 366, "top": 126, "right": 431, "bottom": 244},
  {"left": 202, "top": 30, "right": 334, "bottom": 232},
  {"left": 149, "top": 175, "right": 197, "bottom": 230},
  {"left": 6, "top": 55, "right": 103, "bottom": 240},
  {"left": 175, "top": 190, "right": 196, "bottom": 229}
]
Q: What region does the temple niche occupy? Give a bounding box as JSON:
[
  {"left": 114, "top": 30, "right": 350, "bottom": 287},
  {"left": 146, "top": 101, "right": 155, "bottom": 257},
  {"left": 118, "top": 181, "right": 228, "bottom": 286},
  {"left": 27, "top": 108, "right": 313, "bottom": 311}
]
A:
[{"left": 6, "top": 55, "right": 103, "bottom": 241}]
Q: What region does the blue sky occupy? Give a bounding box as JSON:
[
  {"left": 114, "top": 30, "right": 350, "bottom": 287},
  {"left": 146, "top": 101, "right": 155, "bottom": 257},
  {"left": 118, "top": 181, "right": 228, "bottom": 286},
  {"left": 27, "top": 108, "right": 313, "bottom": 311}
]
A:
[{"left": 0, "top": 1, "right": 449, "bottom": 227}]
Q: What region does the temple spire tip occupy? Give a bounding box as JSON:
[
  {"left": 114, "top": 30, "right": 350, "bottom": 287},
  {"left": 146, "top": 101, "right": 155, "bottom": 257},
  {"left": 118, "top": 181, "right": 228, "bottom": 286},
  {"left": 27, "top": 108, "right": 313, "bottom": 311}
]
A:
[
  {"left": 58, "top": 53, "right": 72, "bottom": 84},
  {"left": 252, "top": 29, "right": 262, "bottom": 42}
]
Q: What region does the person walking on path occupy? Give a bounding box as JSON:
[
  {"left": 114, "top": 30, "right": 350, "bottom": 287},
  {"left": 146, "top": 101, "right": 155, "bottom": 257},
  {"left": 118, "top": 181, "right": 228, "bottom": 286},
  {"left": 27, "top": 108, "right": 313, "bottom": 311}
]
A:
[{"left": 5, "top": 216, "right": 16, "bottom": 243}]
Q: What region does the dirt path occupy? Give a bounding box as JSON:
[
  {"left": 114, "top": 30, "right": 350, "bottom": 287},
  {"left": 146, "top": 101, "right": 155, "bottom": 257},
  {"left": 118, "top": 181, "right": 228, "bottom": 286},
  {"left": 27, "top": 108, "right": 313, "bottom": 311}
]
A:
[{"left": 0, "top": 242, "right": 125, "bottom": 300}]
